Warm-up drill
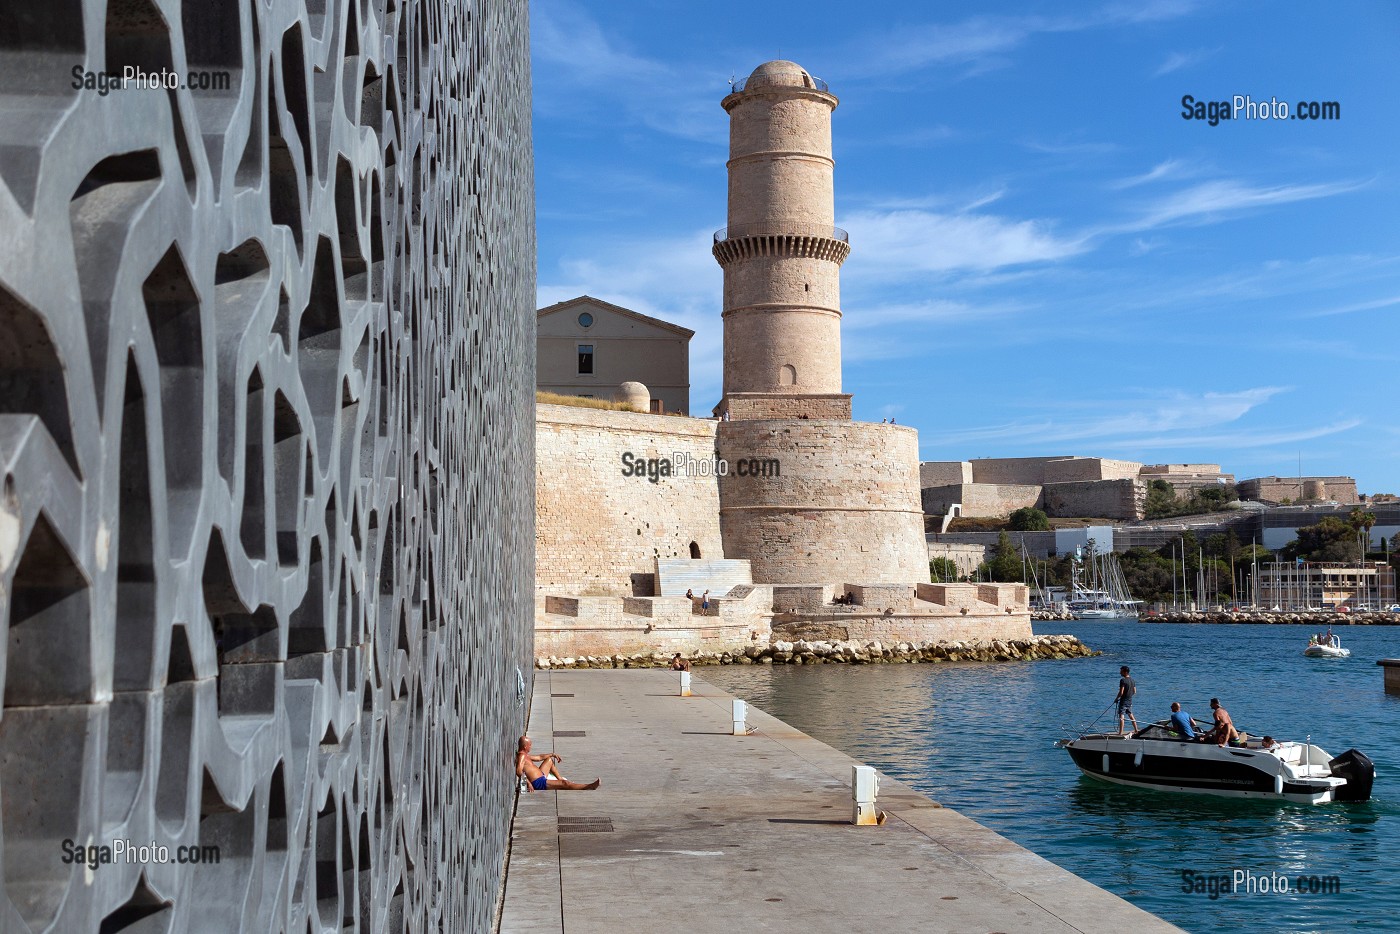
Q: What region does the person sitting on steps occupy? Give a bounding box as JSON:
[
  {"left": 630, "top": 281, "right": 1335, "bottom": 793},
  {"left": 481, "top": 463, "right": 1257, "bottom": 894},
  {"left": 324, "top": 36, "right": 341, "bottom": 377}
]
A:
[{"left": 516, "top": 736, "right": 599, "bottom": 791}]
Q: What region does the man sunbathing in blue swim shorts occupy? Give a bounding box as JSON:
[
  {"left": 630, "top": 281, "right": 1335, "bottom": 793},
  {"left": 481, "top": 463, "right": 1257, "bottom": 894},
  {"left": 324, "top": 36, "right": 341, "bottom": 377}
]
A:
[{"left": 517, "top": 736, "right": 600, "bottom": 791}]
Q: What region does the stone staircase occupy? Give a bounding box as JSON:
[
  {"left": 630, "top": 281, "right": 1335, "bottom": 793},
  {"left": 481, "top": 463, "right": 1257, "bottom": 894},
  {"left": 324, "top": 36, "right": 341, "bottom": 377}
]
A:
[{"left": 655, "top": 558, "right": 753, "bottom": 597}]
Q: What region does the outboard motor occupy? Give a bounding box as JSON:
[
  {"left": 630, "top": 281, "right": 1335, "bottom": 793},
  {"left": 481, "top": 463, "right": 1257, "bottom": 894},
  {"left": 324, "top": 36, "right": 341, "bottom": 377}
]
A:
[{"left": 1328, "top": 749, "right": 1375, "bottom": 802}]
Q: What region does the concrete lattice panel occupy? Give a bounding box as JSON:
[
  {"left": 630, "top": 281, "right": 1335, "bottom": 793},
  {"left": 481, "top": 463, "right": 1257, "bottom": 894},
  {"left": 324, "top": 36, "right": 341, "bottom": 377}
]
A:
[{"left": 0, "top": 0, "right": 536, "bottom": 929}]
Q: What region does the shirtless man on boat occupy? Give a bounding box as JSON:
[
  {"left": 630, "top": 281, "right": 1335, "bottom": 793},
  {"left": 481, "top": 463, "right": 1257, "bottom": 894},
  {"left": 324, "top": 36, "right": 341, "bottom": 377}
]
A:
[{"left": 1206, "top": 698, "right": 1240, "bottom": 747}]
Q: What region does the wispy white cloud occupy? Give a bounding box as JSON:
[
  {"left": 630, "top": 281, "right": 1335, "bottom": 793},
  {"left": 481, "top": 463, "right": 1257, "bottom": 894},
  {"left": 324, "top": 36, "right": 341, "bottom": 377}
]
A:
[
  {"left": 1109, "top": 158, "right": 1191, "bottom": 189},
  {"left": 841, "top": 209, "right": 1089, "bottom": 277},
  {"left": 1153, "top": 47, "right": 1218, "bottom": 77},
  {"left": 1110, "top": 178, "right": 1369, "bottom": 233},
  {"left": 1110, "top": 419, "right": 1362, "bottom": 451},
  {"left": 532, "top": 0, "right": 722, "bottom": 142},
  {"left": 845, "top": 2, "right": 1200, "bottom": 79},
  {"left": 1297, "top": 294, "right": 1400, "bottom": 318},
  {"left": 934, "top": 387, "right": 1290, "bottom": 448},
  {"left": 1020, "top": 137, "right": 1121, "bottom": 156}
]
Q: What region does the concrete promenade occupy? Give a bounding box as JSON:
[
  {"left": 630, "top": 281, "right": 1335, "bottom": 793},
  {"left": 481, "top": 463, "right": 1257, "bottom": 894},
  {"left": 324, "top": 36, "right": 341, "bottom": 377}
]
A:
[{"left": 500, "top": 669, "right": 1183, "bottom": 933}]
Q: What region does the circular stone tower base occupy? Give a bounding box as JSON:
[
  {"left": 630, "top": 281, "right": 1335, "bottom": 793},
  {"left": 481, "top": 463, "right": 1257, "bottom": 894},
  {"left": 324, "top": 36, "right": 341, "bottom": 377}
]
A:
[{"left": 715, "top": 420, "right": 929, "bottom": 584}]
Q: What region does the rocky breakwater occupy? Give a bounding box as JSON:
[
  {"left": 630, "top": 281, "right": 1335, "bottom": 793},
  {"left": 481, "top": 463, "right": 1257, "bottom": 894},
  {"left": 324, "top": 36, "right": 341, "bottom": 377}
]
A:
[
  {"left": 1032, "top": 607, "right": 1074, "bottom": 621},
  {"left": 536, "top": 634, "right": 1097, "bottom": 669},
  {"left": 1144, "top": 610, "right": 1400, "bottom": 626}
]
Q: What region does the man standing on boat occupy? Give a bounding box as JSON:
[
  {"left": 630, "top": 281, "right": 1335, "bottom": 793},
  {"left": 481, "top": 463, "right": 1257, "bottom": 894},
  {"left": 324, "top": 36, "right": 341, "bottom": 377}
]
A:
[{"left": 1115, "top": 666, "right": 1138, "bottom": 734}]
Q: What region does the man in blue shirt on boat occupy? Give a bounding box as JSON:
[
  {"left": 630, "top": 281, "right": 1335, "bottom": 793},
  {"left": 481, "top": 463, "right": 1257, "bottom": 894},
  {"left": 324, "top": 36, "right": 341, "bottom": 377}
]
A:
[{"left": 1169, "top": 702, "right": 1202, "bottom": 740}]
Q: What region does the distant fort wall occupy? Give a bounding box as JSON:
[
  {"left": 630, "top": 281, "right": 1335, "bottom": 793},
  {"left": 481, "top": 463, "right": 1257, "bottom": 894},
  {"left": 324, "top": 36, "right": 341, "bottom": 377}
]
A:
[
  {"left": 715, "top": 420, "right": 929, "bottom": 584},
  {"left": 1043, "top": 479, "right": 1145, "bottom": 521},
  {"left": 1239, "top": 476, "right": 1359, "bottom": 505},
  {"left": 922, "top": 483, "right": 1042, "bottom": 518},
  {"left": 536, "top": 404, "right": 723, "bottom": 596},
  {"left": 920, "top": 460, "right": 974, "bottom": 486}
]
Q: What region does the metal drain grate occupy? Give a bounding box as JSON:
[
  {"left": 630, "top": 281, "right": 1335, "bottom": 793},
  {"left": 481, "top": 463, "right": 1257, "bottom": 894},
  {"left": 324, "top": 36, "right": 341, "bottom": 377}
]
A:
[
  {"left": 557, "top": 816, "right": 613, "bottom": 833},
  {"left": 553, "top": 730, "right": 586, "bottom": 737}
]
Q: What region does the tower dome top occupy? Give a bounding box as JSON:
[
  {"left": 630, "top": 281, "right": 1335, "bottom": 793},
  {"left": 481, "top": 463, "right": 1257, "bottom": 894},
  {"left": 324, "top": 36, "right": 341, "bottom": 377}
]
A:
[{"left": 741, "top": 60, "right": 826, "bottom": 92}]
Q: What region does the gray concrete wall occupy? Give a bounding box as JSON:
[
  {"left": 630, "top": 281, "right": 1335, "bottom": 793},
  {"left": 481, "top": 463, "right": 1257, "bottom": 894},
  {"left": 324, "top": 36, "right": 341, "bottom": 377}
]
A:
[{"left": 0, "top": 0, "right": 534, "bottom": 929}]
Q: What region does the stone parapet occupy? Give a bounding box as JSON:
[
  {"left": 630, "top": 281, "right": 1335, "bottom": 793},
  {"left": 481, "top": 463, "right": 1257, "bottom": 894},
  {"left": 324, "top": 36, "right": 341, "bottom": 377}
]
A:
[{"left": 719, "top": 393, "right": 852, "bottom": 420}]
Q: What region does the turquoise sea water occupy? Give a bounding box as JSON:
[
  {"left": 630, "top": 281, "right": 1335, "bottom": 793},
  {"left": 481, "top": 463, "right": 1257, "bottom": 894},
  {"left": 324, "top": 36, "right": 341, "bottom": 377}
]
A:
[{"left": 702, "top": 623, "right": 1400, "bottom": 934}]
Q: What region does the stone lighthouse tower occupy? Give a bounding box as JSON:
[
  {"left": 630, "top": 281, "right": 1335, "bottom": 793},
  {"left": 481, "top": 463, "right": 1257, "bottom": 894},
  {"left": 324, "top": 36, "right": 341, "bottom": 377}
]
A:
[
  {"left": 713, "top": 61, "right": 930, "bottom": 585},
  {"left": 713, "top": 61, "right": 851, "bottom": 420}
]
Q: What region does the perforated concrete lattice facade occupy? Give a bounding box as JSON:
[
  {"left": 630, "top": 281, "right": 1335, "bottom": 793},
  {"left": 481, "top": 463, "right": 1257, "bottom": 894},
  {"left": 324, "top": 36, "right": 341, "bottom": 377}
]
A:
[{"left": 0, "top": 0, "right": 534, "bottom": 930}]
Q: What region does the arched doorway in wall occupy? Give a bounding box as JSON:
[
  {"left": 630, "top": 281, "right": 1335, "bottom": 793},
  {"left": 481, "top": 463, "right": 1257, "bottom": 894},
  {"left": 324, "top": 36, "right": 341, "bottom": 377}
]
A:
[{"left": 689, "top": 541, "right": 701, "bottom": 559}]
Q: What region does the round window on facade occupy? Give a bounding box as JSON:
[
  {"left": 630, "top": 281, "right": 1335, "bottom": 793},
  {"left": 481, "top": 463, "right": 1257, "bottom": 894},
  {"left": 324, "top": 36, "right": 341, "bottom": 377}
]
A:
[{"left": 577, "top": 312, "right": 594, "bottom": 328}]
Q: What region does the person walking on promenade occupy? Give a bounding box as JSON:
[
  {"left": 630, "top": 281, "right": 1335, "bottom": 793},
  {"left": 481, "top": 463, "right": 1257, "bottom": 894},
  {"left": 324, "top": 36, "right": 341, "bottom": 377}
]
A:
[
  {"left": 517, "top": 736, "right": 599, "bottom": 791},
  {"left": 1115, "top": 666, "right": 1138, "bottom": 734}
]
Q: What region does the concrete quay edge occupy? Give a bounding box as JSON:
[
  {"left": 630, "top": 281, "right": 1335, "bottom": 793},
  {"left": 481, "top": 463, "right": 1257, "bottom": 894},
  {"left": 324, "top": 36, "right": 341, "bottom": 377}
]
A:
[{"left": 500, "top": 669, "right": 1183, "bottom": 934}]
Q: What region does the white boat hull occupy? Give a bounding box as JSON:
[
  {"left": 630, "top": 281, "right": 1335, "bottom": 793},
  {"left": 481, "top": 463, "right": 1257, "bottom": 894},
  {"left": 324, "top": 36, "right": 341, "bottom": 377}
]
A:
[
  {"left": 1303, "top": 644, "right": 1351, "bottom": 658},
  {"left": 1060, "top": 725, "right": 1373, "bottom": 804}
]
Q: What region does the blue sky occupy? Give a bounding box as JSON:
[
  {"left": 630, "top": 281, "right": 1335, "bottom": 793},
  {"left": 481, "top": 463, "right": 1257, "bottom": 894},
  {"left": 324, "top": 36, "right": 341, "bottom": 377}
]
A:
[{"left": 531, "top": 1, "right": 1400, "bottom": 493}]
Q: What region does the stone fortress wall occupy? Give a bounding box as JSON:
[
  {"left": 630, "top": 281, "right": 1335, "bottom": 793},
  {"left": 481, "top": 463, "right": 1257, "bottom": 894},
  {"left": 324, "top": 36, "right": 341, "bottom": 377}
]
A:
[
  {"left": 535, "top": 403, "right": 724, "bottom": 596},
  {"left": 0, "top": 0, "right": 534, "bottom": 930},
  {"left": 922, "top": 483, "right": 1042, "bottom": 519},
  {"left": 1238, "top": 476, "right": 1360, "bottom": 505},
  {"left": 715, "top": 420, "right": 931, "bottom": 584},
  {"left": 1042, "top": 479, "right": 1145, "bottom": 521},
  {"left": 534, "top": 407, "right": 1030, "bottom": 658},
  {"left": 920, "top": 457, "right": 1239, "bottom": 522}
]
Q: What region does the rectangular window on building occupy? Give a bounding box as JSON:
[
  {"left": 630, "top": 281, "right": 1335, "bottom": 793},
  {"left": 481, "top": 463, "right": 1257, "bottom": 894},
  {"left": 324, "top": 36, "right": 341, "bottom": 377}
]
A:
[{"left": 578, "top": 344, "right": 594, "bottom": 374}]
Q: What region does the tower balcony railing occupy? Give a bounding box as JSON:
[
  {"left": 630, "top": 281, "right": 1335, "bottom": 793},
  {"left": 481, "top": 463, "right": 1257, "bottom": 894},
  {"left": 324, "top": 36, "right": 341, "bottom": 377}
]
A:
[
  {"left": 730, "top": 73, "right": 830, "bottom": 94},
  {"left": 713, "top": 223, "right": 849, "bottom": 244}
]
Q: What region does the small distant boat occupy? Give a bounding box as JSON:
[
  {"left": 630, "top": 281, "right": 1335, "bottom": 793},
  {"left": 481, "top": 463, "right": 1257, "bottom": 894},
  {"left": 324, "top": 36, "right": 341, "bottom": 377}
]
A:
[
  {"left": 1058, "top": 721, "right": 1373, "bottom": 803},
  {"left": 1304, "top": 634, "right": 1350, "bottom": 658}
]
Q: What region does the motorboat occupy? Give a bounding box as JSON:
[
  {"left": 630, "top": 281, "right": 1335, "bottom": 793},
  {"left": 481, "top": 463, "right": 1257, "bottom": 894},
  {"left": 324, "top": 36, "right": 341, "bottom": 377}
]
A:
[
  {"left": 1304, "top": 634, "right": 1350, "bottom": 658},
  {"left": 1058, "top": 720, "right": 1373, "bottom": 804}
]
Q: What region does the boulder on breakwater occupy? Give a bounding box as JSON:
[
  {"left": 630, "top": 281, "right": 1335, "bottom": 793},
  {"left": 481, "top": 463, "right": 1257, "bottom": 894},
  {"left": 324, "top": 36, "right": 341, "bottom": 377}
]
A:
[{"left": 536, "top": 634, "right": 1097, "bottom": 669}]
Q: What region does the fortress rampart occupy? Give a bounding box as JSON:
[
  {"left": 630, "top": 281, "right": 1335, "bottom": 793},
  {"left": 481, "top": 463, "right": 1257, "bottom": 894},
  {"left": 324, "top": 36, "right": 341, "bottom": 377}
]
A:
[
  {"left": 536, "top": 403, "right": 723, "bottom": 596},
  {"left": 715, "top": 420, "right": 929, "bottom": 583}
]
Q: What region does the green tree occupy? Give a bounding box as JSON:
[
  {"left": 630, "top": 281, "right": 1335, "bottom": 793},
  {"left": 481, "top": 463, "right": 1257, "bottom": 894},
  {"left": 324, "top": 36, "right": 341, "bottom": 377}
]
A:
[
  {"left": 929, "top": 557, "right": 960, "bottom": 582},
  {"left": 1008, "top": 507, "right": 1050, "bottom": 531},
  {"left": 1282, "top": 517, "right": 1361, "bottom": 563},
  {"left": 1119, "top": 548, "right": 1178, "bottom": 603},
  {"left": 977, "top": 532, "right": 1025, "bottom": 582},
  {"left": 1144, "top": 480, "right": 1178, "bottom": 519}
]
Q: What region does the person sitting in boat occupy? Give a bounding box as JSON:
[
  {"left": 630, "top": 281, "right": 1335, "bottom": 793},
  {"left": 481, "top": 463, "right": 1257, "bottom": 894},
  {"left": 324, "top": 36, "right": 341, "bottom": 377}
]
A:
[
  {"left": 1205, "top": 698, "right": 1241, "bottom": 747},
  {"left": 1260, "top": 736, "right": 1283, "bottom": 754},
  {"left": 1168, "top": 702, "right": 1202, "bottom": 740}
]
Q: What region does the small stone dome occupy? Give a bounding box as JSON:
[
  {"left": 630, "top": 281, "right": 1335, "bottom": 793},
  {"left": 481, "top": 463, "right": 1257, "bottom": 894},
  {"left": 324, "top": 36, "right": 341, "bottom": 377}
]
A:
[
  {"left": 614, "top": 381, "right": 650, "bottom": 411},
  {"left": 745, "top": 60, "right": 817, "bottom": 90}
]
